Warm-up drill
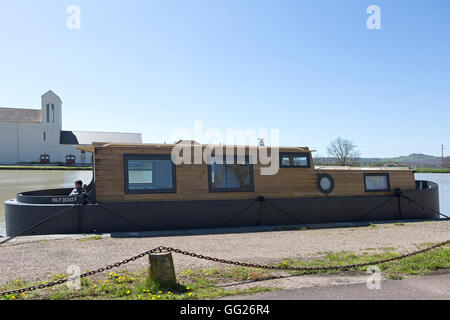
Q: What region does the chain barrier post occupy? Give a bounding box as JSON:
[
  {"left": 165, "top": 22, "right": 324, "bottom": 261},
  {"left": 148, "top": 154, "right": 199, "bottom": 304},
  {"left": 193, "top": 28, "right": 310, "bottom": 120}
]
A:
[
  {"left": 147, "top": 251, "right": 177, "bottom": 288},
  {"left": 1, "top": 241, "right": 448, "bottom": 297}
]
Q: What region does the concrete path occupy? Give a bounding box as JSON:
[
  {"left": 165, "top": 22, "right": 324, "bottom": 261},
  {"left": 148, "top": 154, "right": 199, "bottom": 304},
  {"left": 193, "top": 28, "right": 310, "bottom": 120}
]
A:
[{"left": 224, "top": 273, "right": 450, "bottom": 300}]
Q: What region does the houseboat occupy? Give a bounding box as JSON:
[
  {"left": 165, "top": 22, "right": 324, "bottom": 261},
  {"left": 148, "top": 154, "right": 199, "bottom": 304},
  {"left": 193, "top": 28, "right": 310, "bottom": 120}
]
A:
[{"left": 4, "top": 142, "right": 440, "bottom": 236}]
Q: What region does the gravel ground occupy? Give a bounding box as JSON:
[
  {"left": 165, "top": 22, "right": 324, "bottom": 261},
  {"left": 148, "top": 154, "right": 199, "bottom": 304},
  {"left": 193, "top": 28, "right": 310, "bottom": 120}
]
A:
[{"left": 0, "top": 220, "right": 448, "bottom": 285}]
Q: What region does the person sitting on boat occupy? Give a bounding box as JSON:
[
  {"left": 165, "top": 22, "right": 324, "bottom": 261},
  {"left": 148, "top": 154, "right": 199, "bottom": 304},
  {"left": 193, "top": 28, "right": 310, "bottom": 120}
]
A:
[{"left": 69, "top": 180, "right": 86, "bottom": 197}]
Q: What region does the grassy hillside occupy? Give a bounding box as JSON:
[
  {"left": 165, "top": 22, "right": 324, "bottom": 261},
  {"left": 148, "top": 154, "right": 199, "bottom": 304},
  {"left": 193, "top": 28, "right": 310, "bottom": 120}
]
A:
[{"left": 314, "top": 154, "right": 449, "bottom": 169}]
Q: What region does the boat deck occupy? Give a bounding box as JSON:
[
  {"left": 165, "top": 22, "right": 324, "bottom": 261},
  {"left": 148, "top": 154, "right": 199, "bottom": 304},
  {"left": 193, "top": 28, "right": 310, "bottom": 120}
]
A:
[{"left": 315, "top": 166, "right": 411, "bottom": 171}]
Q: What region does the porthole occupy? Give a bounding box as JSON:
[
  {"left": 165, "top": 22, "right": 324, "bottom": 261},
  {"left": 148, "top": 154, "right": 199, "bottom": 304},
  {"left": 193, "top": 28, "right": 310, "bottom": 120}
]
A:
[{"left": 317, "top": 173, "right": 335, "bottom": 195}]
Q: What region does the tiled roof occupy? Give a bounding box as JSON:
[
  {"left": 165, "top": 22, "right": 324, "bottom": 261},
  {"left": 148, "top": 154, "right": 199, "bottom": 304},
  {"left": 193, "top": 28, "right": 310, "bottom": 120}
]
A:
[{"left": 0, "top": 107, "right": 41, "bottom": 122}]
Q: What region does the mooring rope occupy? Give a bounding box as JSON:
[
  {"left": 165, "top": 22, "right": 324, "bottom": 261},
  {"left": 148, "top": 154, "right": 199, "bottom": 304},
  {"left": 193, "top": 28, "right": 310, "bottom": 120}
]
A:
[
  {"left": 219, "top": 199, "right": 259, "bottom": 227},
  {"left": 0, "top": 197, "right": 85, "bottom": 247},
  {"left": 357, "top": 196, "right": 396, "bottom": 221},
  {"left": 95, "top": 203, "right": 147, "bottom": 231},
  {"left": 398, "top": 194, "right": 450, "bottom": 220}
]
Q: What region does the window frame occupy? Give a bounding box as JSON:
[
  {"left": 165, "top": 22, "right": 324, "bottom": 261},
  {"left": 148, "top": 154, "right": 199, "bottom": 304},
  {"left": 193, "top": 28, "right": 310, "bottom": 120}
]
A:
[
  {"left": 124, "top": 154, "right": 177, "bottom": 194},
  {"left": 51, "top": 104, "right": 55, "bottom": 123},
  {"left": 279, "top": 152, "right": 311, "bottom": 168},
  {"left": 207, "top": 156, "right": 255, "bottom": 193},
  {"left": 317, "top": 173, "right": 335, "bottom": 195},
  {"left": 363, "top": 173, "right": 391, "bottom": 192}
]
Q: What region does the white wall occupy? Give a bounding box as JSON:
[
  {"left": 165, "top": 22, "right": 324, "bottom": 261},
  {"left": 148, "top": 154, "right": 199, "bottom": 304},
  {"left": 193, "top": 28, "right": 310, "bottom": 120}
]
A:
[
  {"left": 0, "top": 122, "right": 19, "bottom": 163},
  {"left": 0, "top": 122, "right": 70, "bottom": 164},
  {"left": 0, "top": 91, "right": 137, "bottom": 165},
  {"left": 0, "top": 120, "right": 90, "bottom": 164}
]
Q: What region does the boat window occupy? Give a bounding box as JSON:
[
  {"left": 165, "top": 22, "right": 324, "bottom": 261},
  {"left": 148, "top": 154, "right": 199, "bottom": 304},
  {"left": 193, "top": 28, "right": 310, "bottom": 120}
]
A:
[
  {"left": 292, "top": 155, "right": 308, "bottom": 166},
  {"left": 208, "top": 157, "right": 254, "bottom": 192},
  {"left": 281, "top": 155, "right": 291, "bottom": 166},
  {"left": 280, "top": 152, "right": 310, "bottom": 168},
  {"left": 124, "top": 155, "right": 176, "bottom": 194},
  {"left": 364, "top": 173, "right": 390, "bottom": 192},
  {"left": 317, "top": 173, "right": 335, "bottom": 194}
]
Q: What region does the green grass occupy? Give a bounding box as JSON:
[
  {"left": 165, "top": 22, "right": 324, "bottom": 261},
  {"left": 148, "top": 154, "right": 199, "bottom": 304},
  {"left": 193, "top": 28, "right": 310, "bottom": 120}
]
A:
[
  {"left": 379, "top": 247, "right": 396, "bottom": 251},
  {"left": 278, "top": 226, "right": 307, "bottom": 231},
  {"left": 277, "top": 244, "right": 450, "bottom": 276},
  {"left": 414, "top": 168, "right": 450, "bottom": 173},
  {"left": 0, "top": 165, "right": 92, "bottom": 171},
  {"left": 0, "top": 268, "right": 277, "bottom": 301},
  {"left": 77, "top": 236, "right": 103, "bottom": 242},
  {"left": 417, "top": 242, "right": 436, "bottom": 248},
  {"left": 1, "top": 244, "right": 448, "bottom": 300}
]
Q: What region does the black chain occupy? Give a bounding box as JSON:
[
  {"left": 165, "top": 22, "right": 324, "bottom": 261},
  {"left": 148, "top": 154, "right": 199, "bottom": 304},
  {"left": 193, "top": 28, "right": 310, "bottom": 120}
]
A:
[
  {"left": 0, "top": 247, "right": 164, "bottom": 296},
  {"left": 160, "top": 240, "right": 450, "bottom": 271},
  {"left": 2, "top": 241, "right": 448, "bottom": 297}
]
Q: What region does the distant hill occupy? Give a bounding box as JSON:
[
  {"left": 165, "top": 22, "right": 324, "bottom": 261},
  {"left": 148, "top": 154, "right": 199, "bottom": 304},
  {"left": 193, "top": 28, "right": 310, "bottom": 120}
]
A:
[{"left": 314, "top": 153, "right": 449, "bottom": 168}]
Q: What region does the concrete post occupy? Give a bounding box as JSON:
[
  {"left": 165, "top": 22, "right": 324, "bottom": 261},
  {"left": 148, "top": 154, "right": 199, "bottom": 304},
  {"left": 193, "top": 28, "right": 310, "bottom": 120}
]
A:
[{"left": 147, "top": 252, "right": 177, "bottom": 287}]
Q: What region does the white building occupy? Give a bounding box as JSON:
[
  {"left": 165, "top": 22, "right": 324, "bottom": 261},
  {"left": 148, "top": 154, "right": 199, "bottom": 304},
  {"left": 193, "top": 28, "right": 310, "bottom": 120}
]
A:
[{"left": 0, "top": 91, "right": 142, "bottom": 165}]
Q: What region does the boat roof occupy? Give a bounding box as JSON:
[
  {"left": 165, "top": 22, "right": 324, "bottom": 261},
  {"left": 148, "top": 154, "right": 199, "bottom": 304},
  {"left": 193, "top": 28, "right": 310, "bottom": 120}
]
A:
[
  {"left": 77, "top": 142, "right": 313, "bottom": 153},
  {"left": 315, "top": 166, "right": 411, "bottom": 171}
]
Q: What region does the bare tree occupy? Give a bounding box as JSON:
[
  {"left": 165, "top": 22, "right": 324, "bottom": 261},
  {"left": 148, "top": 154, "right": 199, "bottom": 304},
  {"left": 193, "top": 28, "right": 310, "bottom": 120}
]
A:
[
  {"left": 327, "top": 137, "right": 361, "bottom": 166},
  {"left": 444, "top": 157, "right": 450, "bottom": 169}
]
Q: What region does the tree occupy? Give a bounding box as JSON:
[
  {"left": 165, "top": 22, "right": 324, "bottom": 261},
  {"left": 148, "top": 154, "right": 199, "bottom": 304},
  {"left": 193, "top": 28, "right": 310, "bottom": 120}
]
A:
[
  {"left": 444, "top": 157, "right": 450, "bottom": 169},
  {"left": 327, "top": 137, "right": 361, "bottom": 166}
]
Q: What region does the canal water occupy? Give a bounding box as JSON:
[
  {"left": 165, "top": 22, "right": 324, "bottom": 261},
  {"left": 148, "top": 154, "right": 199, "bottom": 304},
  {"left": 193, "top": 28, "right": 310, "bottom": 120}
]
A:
[
  {"left": 0, "top": 171, "right": 448, "bottom": 236},
  {"left": 0, "top": 170, "right": 92, "bottom": 236}
]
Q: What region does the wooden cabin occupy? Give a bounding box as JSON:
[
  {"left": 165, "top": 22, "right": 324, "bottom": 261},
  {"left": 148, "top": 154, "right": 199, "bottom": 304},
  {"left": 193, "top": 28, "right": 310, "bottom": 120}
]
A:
[{"left": 78, "top": 142, "right": 416, "bottom": 203}]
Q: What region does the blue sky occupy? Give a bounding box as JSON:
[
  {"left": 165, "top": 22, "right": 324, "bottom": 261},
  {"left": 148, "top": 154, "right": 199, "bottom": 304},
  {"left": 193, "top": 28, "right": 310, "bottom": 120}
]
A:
[{"left": 0, "top": 0, "right": 449, "bottom": 157}]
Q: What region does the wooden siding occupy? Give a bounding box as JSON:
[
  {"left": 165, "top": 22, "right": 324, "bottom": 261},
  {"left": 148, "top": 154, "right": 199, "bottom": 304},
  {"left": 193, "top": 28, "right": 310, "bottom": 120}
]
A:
[{"left": 93, "top": 145, "right": 416, "bottom": 202}]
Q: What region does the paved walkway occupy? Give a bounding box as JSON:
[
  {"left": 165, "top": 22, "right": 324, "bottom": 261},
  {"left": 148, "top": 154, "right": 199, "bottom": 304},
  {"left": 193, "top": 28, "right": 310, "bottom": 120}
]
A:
[{"left": 224, "top": 273, "right": 450, "bottom": 300}]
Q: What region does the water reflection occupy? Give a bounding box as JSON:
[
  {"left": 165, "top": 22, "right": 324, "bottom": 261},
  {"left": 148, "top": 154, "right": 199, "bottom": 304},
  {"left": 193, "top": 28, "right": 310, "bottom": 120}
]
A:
[
  {"left": 0, "top": 170, "right": 92, "bottom": 236},
  {"left": 414, "top": 173, "right": 449, "bottom": 218}
]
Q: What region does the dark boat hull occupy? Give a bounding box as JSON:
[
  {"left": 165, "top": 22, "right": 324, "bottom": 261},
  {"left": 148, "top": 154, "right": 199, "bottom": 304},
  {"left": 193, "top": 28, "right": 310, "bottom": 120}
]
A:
[{"left": 4, "top": 181, "right": 440, "bottom": 236}]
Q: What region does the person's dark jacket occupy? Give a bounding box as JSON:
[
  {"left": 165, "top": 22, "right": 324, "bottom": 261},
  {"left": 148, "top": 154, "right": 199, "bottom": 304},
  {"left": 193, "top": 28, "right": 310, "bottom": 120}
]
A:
[{"left": 69, "top": 187, "right": 86, "bottom": 197}]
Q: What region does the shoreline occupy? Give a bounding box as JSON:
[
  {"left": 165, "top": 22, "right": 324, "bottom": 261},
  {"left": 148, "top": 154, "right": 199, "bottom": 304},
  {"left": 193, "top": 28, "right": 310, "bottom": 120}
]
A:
[
  {"left": 414, "top": 168, "right": 450, "bottom": 173},
  {"left": 0, "top": 165, "right": 92, "bottom": 171},
  {"left": 0, "top": 166, "right": 449, "bottom": 173}
]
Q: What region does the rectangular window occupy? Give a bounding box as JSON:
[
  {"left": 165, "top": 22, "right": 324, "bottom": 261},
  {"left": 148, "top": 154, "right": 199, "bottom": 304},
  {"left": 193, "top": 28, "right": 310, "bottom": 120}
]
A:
[
  {"left": 124, "top": 154, "right": 176, "bottom": 194},
  {"left": 208, "top": 157, "right": 254, "bottom": 192},
  {"left": 281, "top": 155, "right": 291, "bottom": 166},
  {"left": 364, "top": 173, "right": 390, "bottom": 192},
  {"left": 279, "top": 152, "right": 310, "bottom": 168}
]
